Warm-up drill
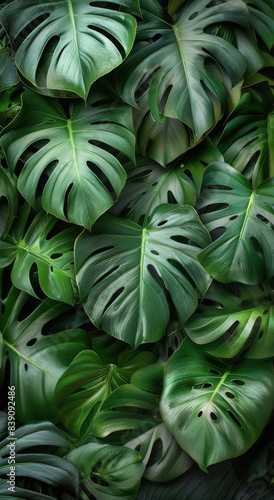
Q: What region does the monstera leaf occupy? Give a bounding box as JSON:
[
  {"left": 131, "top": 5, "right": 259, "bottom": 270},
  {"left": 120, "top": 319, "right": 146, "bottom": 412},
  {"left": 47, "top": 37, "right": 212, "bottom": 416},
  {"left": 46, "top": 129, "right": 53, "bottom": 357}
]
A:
[
  {"left": 185, "top": 282, "right": 274, "bottom": 359},
  {"left": 75, "top": 204, "right": 211, "bottom": 347},
  {"left": 160, "top": 339, "right": 274, "bottom": 471},
  {"left": 0, "top": 0, "right": 139, "bottom": 99},
  {"left": 117, "top": 0, "right": 258, "bottom": 139},
  {"left": 217, "top": 83, "right": 274, "bottom": 187},
  {"left": 0, "top": 270, "right": 91, "bottom": 422},
  {"left": 0, "top": 204, "right": 80, "bottom": 304},
  {"left": 54, "top": 349, "right": 153, "bottom": 436},
  {"left": 243, "top": 0, "right": 274, "bottom": 50},
  {"left": 1, "top": 88, "right": 135, "bottom": 228},
  {"left": 0, "top": 164, "right": 19, "bottom": 238},
  {"left": 67, "top": 442, "right": 145, "bottom": 500},
  {"left": 197, "top": 162, "right": 274, "bottom": 284},
  {"left": 0, "top": 415, "right": 79, "bottom": 498},
  {"left": 112, "top": 140, "right": 221, "bottom": 225}
]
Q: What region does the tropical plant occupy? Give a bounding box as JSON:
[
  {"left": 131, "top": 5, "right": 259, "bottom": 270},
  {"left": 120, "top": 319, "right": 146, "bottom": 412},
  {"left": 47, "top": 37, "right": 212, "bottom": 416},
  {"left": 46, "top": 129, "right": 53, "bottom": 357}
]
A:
[{"left": 1, "top": 0, "right": 274, "bottom": 498}]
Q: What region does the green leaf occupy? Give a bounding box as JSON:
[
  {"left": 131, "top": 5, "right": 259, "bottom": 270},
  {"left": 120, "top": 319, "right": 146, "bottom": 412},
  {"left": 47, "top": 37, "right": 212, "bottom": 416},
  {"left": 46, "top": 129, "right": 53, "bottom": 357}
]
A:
[
  {"left": 67, "top": 442, "right": 145, "bottom": 500},
  {"left": 118, "top": 0, "right": 252, "bottom": 139},
  {"left": 197, "top": 162, "right": 274, "bottom": 284},
  {"left": 0, "top": 85, "right": 22, "bottom": 131},
  {"left": 1, "top": 204, "right": 80, "bottom": 304},
  {"left": 185, "top": 282, "right": 274, "bottom": 359},
  {"left": 76, "top": 204, "right": 211, "bottom": 347},
  {"left": 0, "top": 416, "right": 79, "bottom": 497},
  {"left": 1, "top": 89, "right": 135, "bottom": 228},
  {"left": 54, "top": 349, "right": 153, "bottom": 436},
  {"left": 0, "top": 164, "right": 19, "bottom": 238},
  {"left": 0, "top": 0, "right": 138, "bottom": 99},
  {"left": 160, "top": 339, "right": 274, "bottom": 471},
  {"left": 0, "top": 270, "right": 91, "bottom": 422},
  {"left": 0, "top": 48, "right": 19, "bottom": 91},
  {"left": 243, "top": 0, "right": 274, "bottom": 50},
  {"left": 126, "top": 422, "right": 193, "bottom": 482},
  {"left": 217, "top": 83, "right": 274, "bottom": 187}
]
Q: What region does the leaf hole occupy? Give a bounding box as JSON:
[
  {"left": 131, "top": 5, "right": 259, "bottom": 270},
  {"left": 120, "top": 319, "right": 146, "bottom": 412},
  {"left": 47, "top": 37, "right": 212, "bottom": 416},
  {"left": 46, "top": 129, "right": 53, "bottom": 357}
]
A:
[
  {"left": 13, "top": 13, "right": 50, "bottom": 50},
  {"left": 102, "top": 287, "right": 124, "bottom": 314},
  {"left": 92, "top": 266, "right": 120, "bottom": 287},
  {"left": 210, "top": 226, "right": 227, "bottom": 239},
  {"left": 258, "top": 330, "right": 264, "bottom": 340},
  {"left": 151, "top": 249, "right": 159, "bottom": 255},
  {"left": 251, "top": 236, "right": 264, "bottom": 254},
  {"left": 188, "top": 11, "right": 199, "bottom": 20},
  {"left": 225, "top": 392, "right": 235, "bottom": 399},
  {"left": 263, "top": 309, "right": 269, "bottom": 314},
  {"left": 168, "top": 259, "right": 197, "bottom": 290},
  {"left": 210, "top": 412, "right": 218, "bottom": 421},
  {"left": 89, "top": 246, "right": 114, "bottom": 258},
  {"left": 223, "top": 320, "right": 240, "bottom": 341},
  {"left": 209, "top": 369, "right": 220, "bottom": 375},
  {"left": 36, "top": 36, "right": 60, "bottom": 87},
  {"left": 89, "top": 25, "right": 126, "bottom": 59},
  {"left": 26, "top": 338, "right": 37, "bottom": 347},
  {"left": 232, "top": 379, "right": 245, "bottom": 386},
  {"left": 151, "top": 34, "right": 163, "bottom": 42},
  {"left": 227, "top": 410, "right": 242, "bottom": 427},
  {"left": 170, "top": 235, "right": 187, "bottom": 244},
  {"left": 63, "top": 183, "right": 73, "bottom": 220},
  {"left": 147, "top": 438, "right": 163, "bottom": 467},
  {"left": 194, "top": 382, "right": 213, "bottom": 389},
  {"left": 50, "top": 253, "right": 62, "bottom": 260},
  {"left": 241, "top": 299, "right": 251, "bottom": 307},
  {"left": 229, "top": 215, "right": 238, "bottom": 221},
  {"left": 24, "top": 363, "right": 28, "bottom": 371},
  {"left": 157, "top": 219, "right": 168, "bottom": 226},
  {"left": 167, "top": 190, "right": 178, "bottom": 204},
  {"left": 197, "top": 411, "right": 203, "bottom": 417}
]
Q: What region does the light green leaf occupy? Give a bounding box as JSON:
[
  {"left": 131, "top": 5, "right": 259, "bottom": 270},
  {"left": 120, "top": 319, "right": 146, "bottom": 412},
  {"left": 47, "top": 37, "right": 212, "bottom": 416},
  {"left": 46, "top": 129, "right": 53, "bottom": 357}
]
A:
[
  {"left": 54, "top": 349, "right": 153, "bottom": 436},
  {"left": 0, "top": 0, "right": 138, "bottom": 99},
  {"left": 67, "top": 442, "right": 145, "bottom": 500},
  {"left": 197, "top": 162, "right": 274, "bottom": 284},
  {"left": 0, "top": 270, "right": 91, "bottom": 422},
  {"left": 0, "top": 416, "right": 79, "bottom": 497},
  {"left": 217, "top": 83, "right": 274, "bottom": 187},
  {"left": 1, "top": 89, "right": 135, "bottom": 228},
  {"left": 185, "top": 282, "right": 274, "bottom": 359},
  {"left": 118, "top": 0, "right": 252, "bottom": 139},
  {"left": 76, "top": 204, "right": 211, "bottom": 347},
  {"left": 160, "top": 339, "right": 274, "bottom": 471},
  {"left": 1, "top": 204, "right": 80, "bottom": 304}
]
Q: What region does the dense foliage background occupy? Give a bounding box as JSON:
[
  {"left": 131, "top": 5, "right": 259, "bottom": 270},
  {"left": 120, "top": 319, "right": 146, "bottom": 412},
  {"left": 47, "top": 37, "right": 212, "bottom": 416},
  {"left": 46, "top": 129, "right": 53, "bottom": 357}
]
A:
[{"left": 1, "top": 0, "right": 274, "bottom": 498}]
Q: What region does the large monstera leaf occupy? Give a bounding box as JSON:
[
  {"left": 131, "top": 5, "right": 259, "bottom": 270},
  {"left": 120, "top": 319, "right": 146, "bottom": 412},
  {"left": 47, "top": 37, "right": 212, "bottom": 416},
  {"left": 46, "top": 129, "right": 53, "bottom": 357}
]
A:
[
  {"left": 197, "top": 162, "right": 274, "bottom": 284},
  {"left": 0, "top": 270, "right": 91, "bottom": 422},
  {"left": 1, "top": 89, "right": 135, "bottom": 228},
  {"left": 67, "top": 442, "right": 145, "bottom": 500},
  {"left": 0, "top": 204, "right": 80, "bottom": 304},
  {"left": 0, "top": 0, "right": 139, "bottom": 99},
  {"left": 217, "top": 83, "right": 274, "bottom": 187},
  {"left": 118, "top": 0, "right": 254, "bottom": 139},
  {"left": 75, "top": 204, "right": 211, "bottom": 347},
  {"left": 160, "top": 339, "right": 274, "bottom": 471},
  {"left": 185, "top": 282, "right": 274, "bottom": 359},
  {"left": 0, "top": 415, "right": 79, "bottom": 498}
]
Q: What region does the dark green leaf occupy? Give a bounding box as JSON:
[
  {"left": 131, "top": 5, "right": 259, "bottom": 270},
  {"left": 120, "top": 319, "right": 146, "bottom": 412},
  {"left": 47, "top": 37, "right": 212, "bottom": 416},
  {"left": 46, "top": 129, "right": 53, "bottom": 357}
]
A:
[{"left": 0, "top": 164, "right": 19, "bottom": 238}]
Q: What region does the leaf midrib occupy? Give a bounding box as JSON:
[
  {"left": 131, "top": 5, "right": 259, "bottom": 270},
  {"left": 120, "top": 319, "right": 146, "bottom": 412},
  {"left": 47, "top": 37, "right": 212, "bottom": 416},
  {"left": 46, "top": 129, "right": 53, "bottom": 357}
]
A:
[
  {"left": 16, "top": 243, "right": 75, "bottom": 280},
  {"left": 3, "top": 339, "right": 58, "bottom": 380}
]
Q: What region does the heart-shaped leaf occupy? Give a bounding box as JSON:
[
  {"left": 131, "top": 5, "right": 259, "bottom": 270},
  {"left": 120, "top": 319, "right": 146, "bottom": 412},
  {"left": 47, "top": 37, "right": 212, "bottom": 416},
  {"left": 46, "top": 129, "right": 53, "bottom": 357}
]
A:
[
  {"left": 75, "top": 204, "right": 211, "bottom": 347},
  {"left": 0, "top": 0, "right": 138, "bottom": 99},
  {"left": 0, "top": 269, "right": 91, "bottom": 422},
  {"left": 1, "top": 88, "right": 135, "bottom": 228},
  {"left": 197, "top": 162, "right": 274, "bottom": 284},
  {"left": 160, "top": 339, "right": 274, "bottom": 471},
  {"left": 54, "top": 349, "right": 153, "bottom": 436},
  {"left": 67, "top": 442, "right": 145, "bottom": 500},
  {"left": 118, "top": 0, "right": 256, "bottom": 139},
  {"left": 185, "top": 282, "right": 274, "bottom": 359},
  {"left": 0, "top": 204, "right": 80, "bottom": 304}
]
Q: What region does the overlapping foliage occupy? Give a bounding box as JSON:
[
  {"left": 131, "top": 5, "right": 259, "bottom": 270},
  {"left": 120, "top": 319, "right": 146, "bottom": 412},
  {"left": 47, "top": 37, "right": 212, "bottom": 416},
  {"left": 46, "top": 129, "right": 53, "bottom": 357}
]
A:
[{"left": 1, "top": 0, "right": 274, "bottom": 498}]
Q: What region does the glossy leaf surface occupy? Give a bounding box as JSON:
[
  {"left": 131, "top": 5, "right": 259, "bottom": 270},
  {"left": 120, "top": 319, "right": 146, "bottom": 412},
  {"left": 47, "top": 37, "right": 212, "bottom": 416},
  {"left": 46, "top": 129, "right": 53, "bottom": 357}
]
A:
[
  {"left": 198, "top": 162, "right": 274, "bottom": 284},
  {"left": 0, "top": 0, "right": 138, "bottom": 99},
  {"left": 160, "top": 339, "right": 274, "bottom": 470},
  {"left": 76, "top": 204, "right": 211, "bottom": 347}
]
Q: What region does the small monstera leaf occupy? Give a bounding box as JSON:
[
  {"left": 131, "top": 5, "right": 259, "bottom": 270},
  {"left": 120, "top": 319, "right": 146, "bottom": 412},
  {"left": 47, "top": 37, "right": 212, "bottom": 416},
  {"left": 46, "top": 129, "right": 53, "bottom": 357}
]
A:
[
  {"left": 160, "top": 339, "right": 274, "bottom": 471},
  {"left": 0, "top": 269, "right": 91, "bottom": 422},
  {"left": 0, "top": 204, "right": 80, "bottom": 304},
  {"left": 217, "top": 83, "right": 274, "bottom": 187},
  {"left": 118, "top": 0, "right": 254, "bottom": 139},
  {"left": 185, "top": 282, "right": 274, "bottom": 359},
  {"left": 197, "top": 162, "right": 274, "bottom": 284},
  {"left": 67, "top": 442, "right": 145, "bottom": 500},
  {"left": 0, "top": 0, "right": 139, "bottom": 99},
  {"left": 1, "top": 88, "right": 135, "bottom": 229},
  {"left": 75, "top": 204, "right": 211, "bottom": 347},
  {"left": 112, "top": 140, "right": 221, "bottom": 225},
  {"left": 54, "top": 349, "right": 153, "bottom": 437},
  {"left": 0, "top": 415, "right": 79, "bottom": 498},
  {"left": 0, "top": 164, "right": 19, "bottom": 238}
]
